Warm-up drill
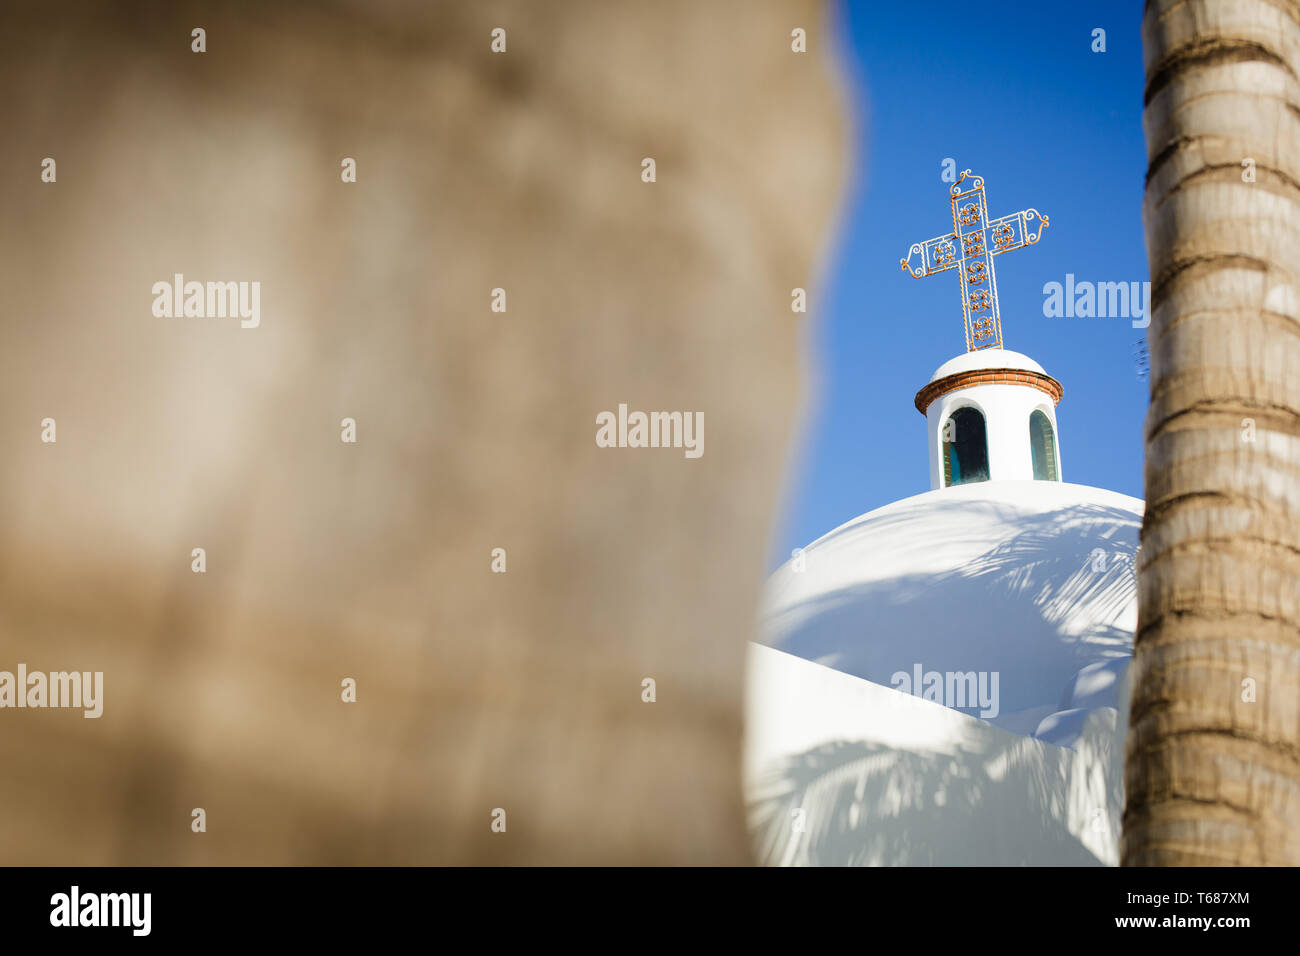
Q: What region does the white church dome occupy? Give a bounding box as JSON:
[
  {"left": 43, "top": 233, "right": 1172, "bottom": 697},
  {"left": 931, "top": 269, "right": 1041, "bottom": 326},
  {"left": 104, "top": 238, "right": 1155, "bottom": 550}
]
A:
[
  {"left": 746, "top": 478, "right": 1143, "bottom": 866},
  {"left": 760, "top": 480, "right": 1141, "bottom": 739}
]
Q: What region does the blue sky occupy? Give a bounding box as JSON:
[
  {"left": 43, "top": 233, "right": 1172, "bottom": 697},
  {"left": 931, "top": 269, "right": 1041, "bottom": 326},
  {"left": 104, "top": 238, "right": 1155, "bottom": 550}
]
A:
[{"left": 772, "top": 0, "right": 1150, "bottom": 565}]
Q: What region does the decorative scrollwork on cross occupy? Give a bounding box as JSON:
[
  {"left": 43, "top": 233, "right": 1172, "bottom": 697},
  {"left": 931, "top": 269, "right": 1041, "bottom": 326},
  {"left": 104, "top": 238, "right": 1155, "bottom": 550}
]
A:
[{"left": 899, "top": 170, "right": 1051, "bottom": 352}]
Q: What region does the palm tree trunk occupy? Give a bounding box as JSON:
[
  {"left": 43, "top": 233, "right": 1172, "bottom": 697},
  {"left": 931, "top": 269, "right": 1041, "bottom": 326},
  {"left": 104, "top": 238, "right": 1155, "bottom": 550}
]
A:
[
  {"left": 1125, "top": 0, "right": 1300, "bottom": 864},
  {"left": 0, "top": 0, "right": 846, "bottom": 864}
]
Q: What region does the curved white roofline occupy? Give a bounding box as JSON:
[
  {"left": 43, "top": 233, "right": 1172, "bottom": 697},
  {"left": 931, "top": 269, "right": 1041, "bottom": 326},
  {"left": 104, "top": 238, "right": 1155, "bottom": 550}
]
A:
[
  {"left": 789, "top": 479, "right": 1143, "bottom": 560},
  {"left": 928, "top": 348, "right": 1046, "bottom": 384}
]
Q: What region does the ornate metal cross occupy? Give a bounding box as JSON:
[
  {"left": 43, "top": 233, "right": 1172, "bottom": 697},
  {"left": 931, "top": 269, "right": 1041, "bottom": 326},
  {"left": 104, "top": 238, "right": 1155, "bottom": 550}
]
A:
[{"left": 900, "top": 170, "right": 1049, "bottom": 352}]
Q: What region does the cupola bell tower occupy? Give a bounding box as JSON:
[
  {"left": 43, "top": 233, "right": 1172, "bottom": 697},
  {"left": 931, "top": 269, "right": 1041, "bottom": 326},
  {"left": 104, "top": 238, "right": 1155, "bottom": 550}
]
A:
[{"left": 914, "top": 348, "right": 1064, "bottom": 491}]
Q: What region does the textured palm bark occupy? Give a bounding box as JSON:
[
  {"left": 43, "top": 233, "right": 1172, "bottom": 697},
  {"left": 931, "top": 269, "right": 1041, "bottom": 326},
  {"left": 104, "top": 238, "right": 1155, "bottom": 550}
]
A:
[
  {"left": 1125, "top": 0, "right": 1300, "bottom": 865},
  {"left": 0, "top": 1, "right": 846, "bottom": 863}
]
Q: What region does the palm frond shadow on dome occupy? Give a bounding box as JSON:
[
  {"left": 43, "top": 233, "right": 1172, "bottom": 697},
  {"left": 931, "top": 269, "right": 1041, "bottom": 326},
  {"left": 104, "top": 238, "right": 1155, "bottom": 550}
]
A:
[
  {"left": 761, "top": 502, "right": 1140, "bottom": 723},
  {"left": 958, "top": 504, "right": 1138, "bottom": 636}
]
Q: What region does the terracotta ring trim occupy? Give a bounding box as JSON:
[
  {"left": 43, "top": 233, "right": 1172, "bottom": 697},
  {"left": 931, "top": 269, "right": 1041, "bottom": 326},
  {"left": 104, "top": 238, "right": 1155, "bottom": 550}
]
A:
[{"left": 914, "top": 367, "right": 1064, "bottom": 415}]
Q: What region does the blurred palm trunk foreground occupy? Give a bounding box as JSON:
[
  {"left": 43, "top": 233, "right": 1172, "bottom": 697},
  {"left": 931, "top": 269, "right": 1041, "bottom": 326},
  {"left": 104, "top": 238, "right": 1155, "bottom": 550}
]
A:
[{"left": 0, "top": 1, "right": 846, "bottom": 864}]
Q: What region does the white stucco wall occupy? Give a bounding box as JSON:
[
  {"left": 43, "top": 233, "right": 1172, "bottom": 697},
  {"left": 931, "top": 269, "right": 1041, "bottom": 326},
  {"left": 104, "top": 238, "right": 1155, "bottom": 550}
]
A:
[{"left": 745, "top": 643, "right": 1124, "bottom": 866}]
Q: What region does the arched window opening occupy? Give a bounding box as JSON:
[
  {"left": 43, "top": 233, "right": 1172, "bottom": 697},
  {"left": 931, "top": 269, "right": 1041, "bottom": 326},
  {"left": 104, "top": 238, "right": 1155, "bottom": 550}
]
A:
[
  {"left": 1030, "top": 410, "right": 1059, "bottom": 481},
  {"left": 942, "top": 407, "right": 989, "bottom": 487}
]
